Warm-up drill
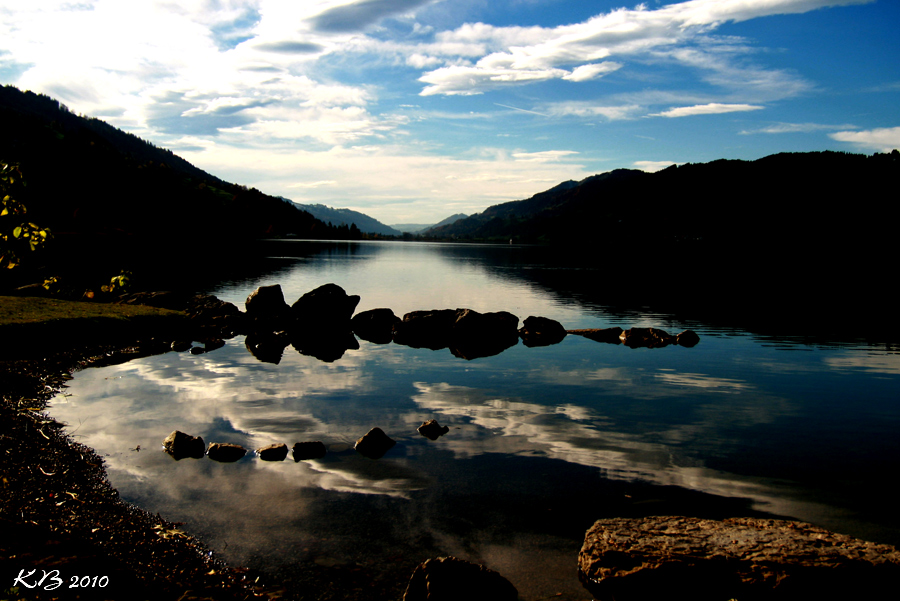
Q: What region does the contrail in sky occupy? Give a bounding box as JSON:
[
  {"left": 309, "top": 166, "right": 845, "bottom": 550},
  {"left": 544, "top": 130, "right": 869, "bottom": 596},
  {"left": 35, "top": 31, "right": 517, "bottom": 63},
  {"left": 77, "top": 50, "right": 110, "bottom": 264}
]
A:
[{"left": 494, "top": 103, "right": 549, "bottom": 117}]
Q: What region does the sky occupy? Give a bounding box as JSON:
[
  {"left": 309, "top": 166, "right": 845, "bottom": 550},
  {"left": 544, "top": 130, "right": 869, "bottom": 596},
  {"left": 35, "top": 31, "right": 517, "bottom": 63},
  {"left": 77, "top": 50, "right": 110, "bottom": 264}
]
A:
[{"left": 1, "top": 0, "right": 898, "bottom": 224}]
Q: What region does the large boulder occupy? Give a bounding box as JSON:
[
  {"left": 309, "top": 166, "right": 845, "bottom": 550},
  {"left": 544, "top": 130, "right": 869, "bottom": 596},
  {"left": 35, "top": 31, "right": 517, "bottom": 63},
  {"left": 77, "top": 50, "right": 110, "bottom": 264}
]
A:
[
  {"left": 392, "top": 309, "right": 460, "bottom": 350},
  {"left": 351, "top": 308, "right": 401, "bottom": 344},
  {"left": 450, "top": 309, "right": 519, "bottom": 360},
  {"left": 290, "top": 283, "right": 360, "bottom": 330},
  {"left": 245, "top": 284, "right": 290, "bottom": 319},
  {"left": 162, "top": 430, "right": 205, "bottom": 460},
  {"left": 578, "top": 516, "right": 900, "bottom": 601},
  {"left": 402, "top": 556, "right": 518, "bottom": 601},
  {"left": 354, "top": 427, "right": 396, "bottom": 459},
  {"left": 519, "top": 315, "right": 567, "bottom": 347},
  {"left": 393, "top": 308, "right": 520, "bottom": 358}
]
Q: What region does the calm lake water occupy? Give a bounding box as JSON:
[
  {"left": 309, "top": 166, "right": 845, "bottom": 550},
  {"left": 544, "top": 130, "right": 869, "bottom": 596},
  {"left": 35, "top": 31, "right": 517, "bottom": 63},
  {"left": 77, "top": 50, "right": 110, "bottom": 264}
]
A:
[{"left": 51, "top": 241, "right": 900, "bottom": 600}]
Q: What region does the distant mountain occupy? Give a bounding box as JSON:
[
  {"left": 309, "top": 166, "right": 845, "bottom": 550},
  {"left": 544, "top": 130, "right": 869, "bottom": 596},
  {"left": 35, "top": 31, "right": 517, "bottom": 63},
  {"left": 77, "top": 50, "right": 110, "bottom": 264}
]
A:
[
  {"left": 390, "top": 223, "right": 433, "bottom": 234},
  {"left": 391, "top": 213, "right": 468, "bottom": 234},
  {"left": 430, "top": 152, "right": 899, "bottom": 258},
  {"left": 421, "top": 213, "right": 469, "bottom": 233},
  {"left": 294, "top": 203, "right": 401, "bottom": 236}
]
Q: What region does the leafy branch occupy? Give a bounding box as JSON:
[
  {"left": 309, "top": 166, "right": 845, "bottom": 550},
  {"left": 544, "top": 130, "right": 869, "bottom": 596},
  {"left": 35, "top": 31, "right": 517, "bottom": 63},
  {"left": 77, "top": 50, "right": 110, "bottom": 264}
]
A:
[{"left": 1, "top": 161, "right": 53, "bottom": 269}]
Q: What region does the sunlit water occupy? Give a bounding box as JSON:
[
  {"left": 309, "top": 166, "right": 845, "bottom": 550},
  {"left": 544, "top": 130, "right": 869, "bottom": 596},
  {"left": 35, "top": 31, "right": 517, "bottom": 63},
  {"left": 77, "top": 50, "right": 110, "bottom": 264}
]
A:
[{"left": 51, "top": 241, "right": 900, "bottom": 600}]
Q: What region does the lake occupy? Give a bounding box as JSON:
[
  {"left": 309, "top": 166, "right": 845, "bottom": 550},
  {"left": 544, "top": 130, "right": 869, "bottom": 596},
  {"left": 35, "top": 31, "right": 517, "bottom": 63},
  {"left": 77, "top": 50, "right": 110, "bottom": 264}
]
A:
[{"left": 50, "top": 240, "right": 900, "bottom": 600}]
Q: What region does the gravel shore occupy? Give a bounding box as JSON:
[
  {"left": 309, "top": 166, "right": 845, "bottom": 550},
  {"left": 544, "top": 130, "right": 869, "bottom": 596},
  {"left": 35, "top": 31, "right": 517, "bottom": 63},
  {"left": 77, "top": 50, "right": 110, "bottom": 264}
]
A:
[{"left": 0, "top": 339, "right": 278, "bottom": 600}]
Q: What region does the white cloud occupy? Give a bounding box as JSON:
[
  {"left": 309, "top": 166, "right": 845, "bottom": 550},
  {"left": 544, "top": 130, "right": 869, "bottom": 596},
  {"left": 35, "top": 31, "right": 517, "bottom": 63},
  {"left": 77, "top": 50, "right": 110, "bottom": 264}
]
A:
[
  {"left": 511, "top": 150, "right": 579, "bottom": 162},
  {"left": 650, "top": 103, "right": 764, "bottom": 118},
  {"left": 0, "top": 0, "right": 883, "bottom": 222},
  {"left": 634, "top": 160, "right": 676, "bottom": 172},
  {"left": 562, "top": 61, "right": 623, "bottom": 82},
  {"left": 544, "top": 102, "right": 643, "bottom": 121},
  {"left": 829, "top": 126, "right": 900, "bottom": 152},
  {"left": 419, "top": 63, "right": 569, "bottom": 96},
  {"left": 413, "top": 0, "right": 869, "bottom": 96},
  {"left": 740, "top": 122, "right": 859, "bottom": 134},
  {"left": 308, "top": 0, "right": 437, "bottom": 33}
]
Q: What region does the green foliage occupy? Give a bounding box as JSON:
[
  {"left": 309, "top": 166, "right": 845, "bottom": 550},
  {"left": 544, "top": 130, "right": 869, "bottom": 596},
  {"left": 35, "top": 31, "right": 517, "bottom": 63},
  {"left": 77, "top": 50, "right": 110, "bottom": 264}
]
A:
[
  {"left": 40, "top": 269, "right": 133, "bottom": 300},
  {"left": 101, "top": 269, "right": 132, "bottom": 294},
  {"left": 0, "top": 161, "right": 52, "bottom": 269}
]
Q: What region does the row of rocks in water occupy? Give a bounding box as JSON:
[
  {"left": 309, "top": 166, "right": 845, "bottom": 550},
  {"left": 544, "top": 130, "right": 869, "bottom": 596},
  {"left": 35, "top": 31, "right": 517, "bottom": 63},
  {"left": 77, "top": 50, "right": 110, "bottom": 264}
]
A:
[
  {"left": 118, "top": 283, "right": 700, "bottom": 363},
  {"left": 163, "top": 421, "right": 449, "bottom": 462}
]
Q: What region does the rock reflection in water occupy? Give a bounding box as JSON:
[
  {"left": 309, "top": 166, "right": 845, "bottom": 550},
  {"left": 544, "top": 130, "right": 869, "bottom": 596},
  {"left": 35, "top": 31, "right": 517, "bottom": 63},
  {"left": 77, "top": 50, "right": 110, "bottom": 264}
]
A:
[{"left": 51, "top": 298, "right": 900, "bottom": 599}]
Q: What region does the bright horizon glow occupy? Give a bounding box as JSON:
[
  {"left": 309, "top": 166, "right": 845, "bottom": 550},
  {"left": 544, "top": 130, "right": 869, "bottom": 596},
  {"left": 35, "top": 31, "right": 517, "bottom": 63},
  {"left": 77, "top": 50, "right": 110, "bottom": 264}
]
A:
[{"left": 1, "top": 0, "right": 898, "bottom": 224}]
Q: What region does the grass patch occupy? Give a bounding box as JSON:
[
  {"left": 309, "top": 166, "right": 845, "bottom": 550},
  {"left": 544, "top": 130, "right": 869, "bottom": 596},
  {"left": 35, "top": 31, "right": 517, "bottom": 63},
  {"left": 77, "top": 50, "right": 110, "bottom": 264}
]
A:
[
  {"left": 0, "top": 295, "right": 188, "bottom": 357},
  {"left": 0, "top": 295, "right": 183, "bottom": 326}
]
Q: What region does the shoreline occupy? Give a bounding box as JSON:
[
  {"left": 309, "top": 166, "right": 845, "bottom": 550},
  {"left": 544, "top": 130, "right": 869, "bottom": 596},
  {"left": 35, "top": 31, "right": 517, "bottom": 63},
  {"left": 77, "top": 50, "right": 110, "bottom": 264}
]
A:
[{"left": 0, "top": 297, "right": 275, "bottom": 600}]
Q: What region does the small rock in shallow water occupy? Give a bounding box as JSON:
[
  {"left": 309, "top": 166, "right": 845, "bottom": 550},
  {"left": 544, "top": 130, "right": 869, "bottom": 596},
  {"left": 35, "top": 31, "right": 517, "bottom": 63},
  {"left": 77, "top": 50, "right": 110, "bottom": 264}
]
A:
[
  {"left": 206, "top": 442, "right": 247, "bottom": 462},
  {"left": 256, "top": 443, "right": 288, "bottom": 461},
  {"left": 519, "top": 315, "right": 567, "bottom": 347},
  {"left": 162, "top": 430, "right": 205, "bottom": 460},
  {"left": 354, "top": 427, "right": 396, "bottom": 459},
  {"left": 403, "top": 556, "right": 518, "bottom": 601},
  {"left": 417, "top": 419, "right": 449, "bottom": 440},
  {"left": 292, "top": 441, "right": 327, "bottom": 461}
]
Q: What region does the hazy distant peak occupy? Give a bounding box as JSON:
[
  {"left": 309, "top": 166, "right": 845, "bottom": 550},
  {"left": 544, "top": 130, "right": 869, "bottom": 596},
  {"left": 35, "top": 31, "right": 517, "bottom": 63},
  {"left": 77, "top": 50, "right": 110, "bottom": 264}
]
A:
[{"left": 294, "top": 203, "right": 401, "bottom": 236}]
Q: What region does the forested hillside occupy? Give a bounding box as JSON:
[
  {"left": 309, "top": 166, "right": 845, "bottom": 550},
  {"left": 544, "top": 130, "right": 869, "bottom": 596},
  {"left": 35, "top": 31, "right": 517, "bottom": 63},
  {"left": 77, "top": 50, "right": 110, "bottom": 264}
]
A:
[
  {"left": 430, "top": 151, "right": 900, "bottom": 258},
  {"left": 0, "top": 85, "right": 355, "bottom": 241}
]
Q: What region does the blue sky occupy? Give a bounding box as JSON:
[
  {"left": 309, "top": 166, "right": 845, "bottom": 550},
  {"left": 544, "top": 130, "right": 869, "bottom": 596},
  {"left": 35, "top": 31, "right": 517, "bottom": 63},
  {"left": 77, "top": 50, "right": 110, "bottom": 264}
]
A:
[{"left": 1, "top": 0, "right": 898, "bottom": 224}]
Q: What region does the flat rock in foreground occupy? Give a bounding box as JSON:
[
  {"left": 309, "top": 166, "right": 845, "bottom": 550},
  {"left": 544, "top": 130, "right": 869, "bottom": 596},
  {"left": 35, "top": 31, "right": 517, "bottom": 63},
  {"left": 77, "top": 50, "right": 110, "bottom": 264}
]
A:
[{"left": 579, "top": 516, "right": 900, "bottom": 601}]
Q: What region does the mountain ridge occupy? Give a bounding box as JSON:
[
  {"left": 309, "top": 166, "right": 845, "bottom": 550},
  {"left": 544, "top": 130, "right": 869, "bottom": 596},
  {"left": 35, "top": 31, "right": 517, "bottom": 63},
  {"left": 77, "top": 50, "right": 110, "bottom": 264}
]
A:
[
  {"left": 0, "top": 85, "right": 364, "bottom": 243},
  {"left": 293, "top": 202, "right": 401, "bottom": 236},
  {"left": 429, "top": 151, "right": 900, "bottom": 256}
]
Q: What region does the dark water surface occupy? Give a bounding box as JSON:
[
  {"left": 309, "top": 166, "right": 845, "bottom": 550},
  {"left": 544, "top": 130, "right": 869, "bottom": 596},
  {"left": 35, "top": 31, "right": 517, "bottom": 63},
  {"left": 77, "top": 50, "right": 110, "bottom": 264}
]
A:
[{"left": 51, "top": 241, "right": 900, "bottom": 600}]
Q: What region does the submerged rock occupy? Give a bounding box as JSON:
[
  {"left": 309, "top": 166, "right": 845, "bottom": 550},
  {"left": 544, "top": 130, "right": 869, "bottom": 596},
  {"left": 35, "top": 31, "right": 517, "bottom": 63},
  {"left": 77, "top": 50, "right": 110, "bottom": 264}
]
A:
[
  {"left": 619, "top": 327, "right": 675, "bottom": 348},
  {"left": 292, "top": 441, "right": 327, "bottom": 461},
  {"left": 676, "top": 329, "right": 701, "bottom": 347},
  {"left": 578, "top": 516, "right": 900, "bottom": 601},
  {"left": 206, "top": 442, "right": 247, "bottom": 463},
  {"left": 162, "top": 430, "right": 205, "bottom": 460},
  {"left": 403, "top": 556, "right": 518, "bottom": 601},
  {"left": 256, "top": 443, "right": 288, "bottom": 461},
  {"left": 519, "top": 315, "right": 567, "bottom": 347},
  {"left": 567, "top": 327, "right": 624, "bottom": 344},
  {"left": 354, "top": 427, "right": 396, "bottom": 459},
  {"left": 417, "top": 419, "right": 449, "bottom": 440}
]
